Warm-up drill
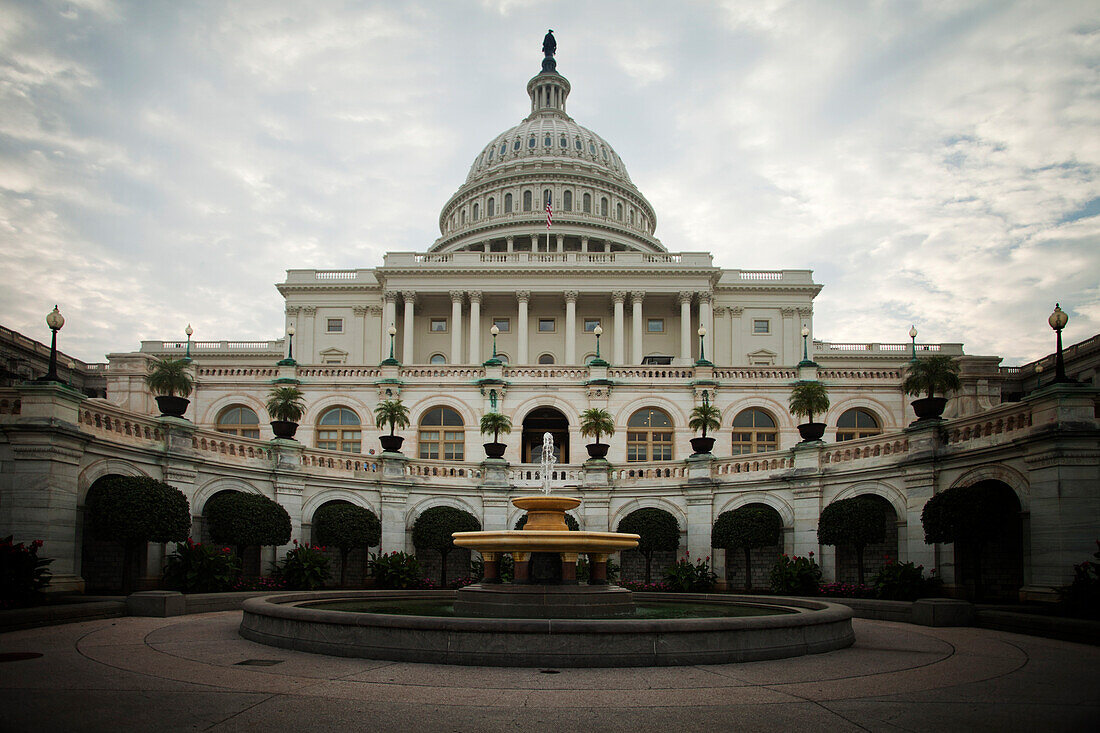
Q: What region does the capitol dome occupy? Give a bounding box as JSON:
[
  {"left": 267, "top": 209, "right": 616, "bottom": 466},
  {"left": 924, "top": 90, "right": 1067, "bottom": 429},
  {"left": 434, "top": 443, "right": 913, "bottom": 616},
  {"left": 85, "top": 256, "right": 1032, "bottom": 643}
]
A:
[{"left": 431, "top": 40, "right": 664, "bottom": 254}]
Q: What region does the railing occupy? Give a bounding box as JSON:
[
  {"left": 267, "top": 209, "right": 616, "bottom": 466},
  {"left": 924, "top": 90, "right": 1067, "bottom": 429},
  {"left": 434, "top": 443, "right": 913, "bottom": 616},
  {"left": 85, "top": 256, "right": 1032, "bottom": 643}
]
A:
[
  {"left": 380, "top": 251, "right": 715, "bottom": 269},
  {"left": 509, "top": 465, "right": 580, "bottom": 487},
  {"left": 822, "top": 434, "right": 909, "bottom": 465},
  {"left": 813, "top": 341, "right": 963, "bottom": 356},
  {"left": 613, "top": 463, "right": 689, "bottom": 482},
  {"left": 504, "top": 366, "right": 588, "bottom": 380},
  {"left": 712, "top": 367, "right": 798, "bottom": 380},
  {"left": 402, "top": 366, "right": 485, "bottom": 380},
  {"left": 944, "top": 403, "right": 1032, "bottom": 446},
  {"left": 197, "top": 366, "right": 280, "bottom": 378},
  {"left": 191, "top": 431, "right": 273, "bottom": 462},
  {"left": 297, "top": 367, "right": 382, "bottom": 378},
  {"left": 77, "top": 401, "right": 164, "bottom": 444},
  {"left": 817, "top": 368, "right": 902, "bottom": 380},
  {"left": 712, "top": 454, "right": 790, "bottom": 475},
  {"left": 300, "top": 447, "right": 381, "bottom": 474},
  {"left": 314, "top": 270, "right": 360, "bottom": 280},
  {"left": 142, "top": 339, "right": 284, "bottom": 354},
  {"left": 406, "top": 460, "right": 483, "bottom": 481},
  {"left": 608, "top": 366, "right": 695, "bottom": 380}
]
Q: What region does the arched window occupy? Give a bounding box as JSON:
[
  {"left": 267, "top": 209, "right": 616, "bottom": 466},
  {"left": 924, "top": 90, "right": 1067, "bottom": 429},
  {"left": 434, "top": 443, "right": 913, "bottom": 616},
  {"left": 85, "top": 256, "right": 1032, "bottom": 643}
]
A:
[
  {"left": 496, "top": 353, "right": 509, "bottom": 364},
  {"left": 575, "top": 138, "right": 582, "bottom": 150},
  {"left": 560, "top": 136, "right": 567, "bottom": 148},
  {"left": 836, "top": 408, "right": 881, "bottom": 441},
  {"left": 543, "top": 189, "right": 552, "bottom": 208},
  {"left": 429, "top": 354, "right": 446, "bottom": 365},
  {"left": 499, "top": 142, "right": 507, "bottom": 155},
  {"left": 217, "top": 405, "right": 259, "bottom": 438},
  {"left": 544, "top": 135, "right": 551, "bottom": 147},
  {"left": 732, "top": 409, "right": 778, "bottom": 454},
  {"left": 563, "top": 190, "right": 572, "bottom": 211},
  {"left": 523, "top": 190, "right": 532, "bottom": 211},
  {"left": 317, "top": 408, "right": 361, "bottom": 453},
  {"left": 600, "top": 197, "right": 609, "bottom": 217},
  {"left": 528, "top": 136, "right": 536, "bottom": 148},
  {"left": 583, "top": 193, "right": 592, "bottom": 213},
  {"left": 472, "top": 203, "right": 479, "bottom": 221},
  {"left": 513, "top": 139, "right": 521, "bottom": 151},
  {"left": 629, "top": 209, "right": 635, "bottom": 225},
  {"left": 616, "top": 202, "right": 623, "bottom": 220},
  {"left": 627, "top": 408, "right": 673, "bottom": 462},
  {"left": 460, "top": 210, "right": 466, "bottom": 225},
  {"left": 418, "top": 406, "right": 464, "bottom": 460},
  {"left": 537, "top": 353, "right": 555, "bottom": 364},
  {"left": 487, "top": 197, "right": 495, "bottom": 216},
  {"left": 504, "top": 193, "right": 513, "bottom": 213}
]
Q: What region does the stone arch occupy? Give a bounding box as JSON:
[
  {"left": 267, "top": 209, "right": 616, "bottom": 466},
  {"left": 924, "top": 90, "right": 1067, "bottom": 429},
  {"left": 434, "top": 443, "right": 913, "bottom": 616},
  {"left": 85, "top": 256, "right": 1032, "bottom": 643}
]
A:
[
  {"left": 305, "top": 491, "right": 381, "bottom": 588},
  {"left": 408, "top": 395, "right": 477, "bottom": 430},
  {"left": 405, "top": 495, "right": 482, "bottom": 532},
  {"left": 614, "top": 395, "right": 688, "bottom": 429},
  {"left": 511, "top": 395, "right": 581, "bottom": 426},
  {"left": 829, "top": 481, "right": 908, "bottom": 525},
  {"left": 949, "top": 465, "right": 1030, "bottom": 512},
  {"left": 825, "top": 397, "right": 897, "bottom": 433},
  {"left": 191, "top": 477, "right": 265, "bottom": 516},
  {"left": 302, "top": 489, "right": 377, "bottom": 522},
  {"left": 715, "top": 492, "right": 795, "bottom": 529},
  {"left": 301, "top": 394, "right": 373, "bottom": 428},
  {"left": 199, "top": 393, "right": 268, "bottom": 427},
  {"left": 609, "top": 498, "right": 687, "bottom": 534},
  {"left": 722, "top": 397, "right": 793, "bottom": 429},
  {"left": 77, "top": 459, "right": 151, "bottom": 505},
  {"left": 612, "top": 499, "right": 686, "bottom": 584},
  {"left": 825, "top": 483, "right": 904, "bottom": 585}
]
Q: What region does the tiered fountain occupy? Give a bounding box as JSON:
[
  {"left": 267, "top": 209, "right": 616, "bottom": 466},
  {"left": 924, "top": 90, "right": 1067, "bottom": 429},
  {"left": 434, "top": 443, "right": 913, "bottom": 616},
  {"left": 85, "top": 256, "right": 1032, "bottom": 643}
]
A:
[{"left": 239, "top": 434, "right": 855, "bottom": 666}]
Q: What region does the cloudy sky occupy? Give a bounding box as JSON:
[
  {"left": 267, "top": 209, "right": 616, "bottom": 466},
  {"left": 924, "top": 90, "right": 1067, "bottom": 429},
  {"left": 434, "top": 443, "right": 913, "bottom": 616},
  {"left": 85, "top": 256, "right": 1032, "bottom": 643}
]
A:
[{"left": 1, "top": 0, "right": 1097, "bottom": 365}]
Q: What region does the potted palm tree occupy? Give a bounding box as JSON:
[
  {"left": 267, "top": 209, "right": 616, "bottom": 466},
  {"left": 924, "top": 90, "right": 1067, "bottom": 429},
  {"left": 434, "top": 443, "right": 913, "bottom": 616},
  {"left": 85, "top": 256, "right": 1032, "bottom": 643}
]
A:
[
  {"left": 688, "top": 401, "right": 721, "bottom": 455},
  {"left": 903, "top": 355, "right": 961, "bottom": 421},
  {"left": 789, "top": 380, "right": 830, "bottom": 442},
  {"left": 146, "top": 357, "right": 194, "bottom": 418},
  {"left": 374, "top": 399, "right": 410, "bottom": 453},
  {"left": 266, "top": 386, "right": 305, "bottom": 439},
  {"left": 479, "top": 411, "right": 512, "bottom": 459},
  {"left": 580, "top": 407, "right": 615, "bottom": 459}
]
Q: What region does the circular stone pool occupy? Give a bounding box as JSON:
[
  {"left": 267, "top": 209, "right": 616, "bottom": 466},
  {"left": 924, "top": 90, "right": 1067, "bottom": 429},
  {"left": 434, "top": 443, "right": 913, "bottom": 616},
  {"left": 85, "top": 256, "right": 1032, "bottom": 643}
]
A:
[{"left": 240, "top": 590, "right": 855, "bottom": 667}]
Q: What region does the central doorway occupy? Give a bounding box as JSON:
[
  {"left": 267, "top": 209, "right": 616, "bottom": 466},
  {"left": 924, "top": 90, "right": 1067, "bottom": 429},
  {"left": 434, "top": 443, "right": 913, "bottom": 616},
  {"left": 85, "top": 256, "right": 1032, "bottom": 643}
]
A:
[{"left": 522, "top": 407, "right": 570, "bottom": 463}]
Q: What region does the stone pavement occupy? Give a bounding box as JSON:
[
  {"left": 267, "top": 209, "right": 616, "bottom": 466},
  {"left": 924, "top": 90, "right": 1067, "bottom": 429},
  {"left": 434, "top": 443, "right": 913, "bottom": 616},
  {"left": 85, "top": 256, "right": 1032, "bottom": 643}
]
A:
[{"left": 1, "top": 612, "right": 1098, "bottom": 732}]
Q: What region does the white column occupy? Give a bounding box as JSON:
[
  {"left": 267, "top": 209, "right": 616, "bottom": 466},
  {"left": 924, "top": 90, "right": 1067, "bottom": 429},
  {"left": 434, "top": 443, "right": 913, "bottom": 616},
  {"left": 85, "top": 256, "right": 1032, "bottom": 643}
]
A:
[
  {"left": 353, "top": 305, "right": 368, "bottom": 363},
  {"left": 382, "top": 292, "right": 397, "bottom": 362},
  {"left": 301, "top": 306, "right": 316, "bottom": 363},
  {"left": 729, "top": 306, "right": 743, "bottom": 365},
  {"left": 517, "top": 290, "right": 530, "bottom": 364},
  {"left": 678, "top": 291, "right": 693, "bottom": 364},
  {"left": 556, "top": 234, "right": 564, "bottom": 253},
  {"left": 630, "top": 291, "right": 644, "bottom": 364},
  {"left": 450, "top": 290, "right": 464, "bottom": 363},
  {"left": 612, "top": 290, "right": 626, "bottom": 364},
  {"left": 699, "top": 292, "right": 713, "bottom": 361},
  {"left": 581, "top": 236, "right": 589, "bottom": 253},
  {"left": 468, "top": 291, "right": 482, "bottom": 363},
  {"left": 506, "top": 236, "right": 514, "bottom": 253},
  {"left": 782, "top": 307, "right": 796, "bottom": 365},
  {"left": 564, "top": 290, "right": 578, "bottom": 364},
  {"left": 401, "top": 291, "right": 416, "bottom": 364}
]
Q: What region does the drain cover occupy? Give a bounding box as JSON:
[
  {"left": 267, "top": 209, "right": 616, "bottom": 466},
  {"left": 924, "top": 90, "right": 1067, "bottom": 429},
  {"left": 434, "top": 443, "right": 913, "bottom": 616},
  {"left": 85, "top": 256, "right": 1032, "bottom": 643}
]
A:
[
  {"left": 0, "top": 652, "right": 43, "bottom": 662},
  {"left": 235, "top": 659, "right": 283, "bottom": 666}
]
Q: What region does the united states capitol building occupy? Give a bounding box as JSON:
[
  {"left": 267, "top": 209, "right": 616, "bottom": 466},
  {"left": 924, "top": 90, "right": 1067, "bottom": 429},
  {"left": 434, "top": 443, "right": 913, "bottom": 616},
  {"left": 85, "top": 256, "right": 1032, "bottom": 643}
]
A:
[{"left": 2, "top": 37, "right": 1097, "bottom": 599}]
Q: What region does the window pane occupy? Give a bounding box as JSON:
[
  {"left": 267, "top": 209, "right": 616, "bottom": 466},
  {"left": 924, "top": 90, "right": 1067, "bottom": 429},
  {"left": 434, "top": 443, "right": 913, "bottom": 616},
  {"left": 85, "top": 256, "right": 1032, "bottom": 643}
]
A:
[
  {"left": 538, "top": 319, "right": 555, "bottom": 332},
  {"left": 647, "top": 319, "right": 663, "bottom": 333},
  {"left": 753, "top": 320, "right": 770, "bottom": 333},
  {"left": 327, "top": 319, "right": 342, "bottom": 332},
  {"left": 430, "top": 319, "right": 447, "bottom": 332},
  {"left": 583, "top": 319, "right": 600, "bottom": 332},
  {"left": 493, "top": 318, "right": 510, "bottom": 332},
  {"left": 430, "top": 354, "right": 446, "bottom": 364}
]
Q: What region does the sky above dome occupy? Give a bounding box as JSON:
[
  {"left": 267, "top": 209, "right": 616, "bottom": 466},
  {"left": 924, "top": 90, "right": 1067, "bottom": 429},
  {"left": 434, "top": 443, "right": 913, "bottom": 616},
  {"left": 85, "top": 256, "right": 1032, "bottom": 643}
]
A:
[{"left": 1, "top": 0, "right": 1097, "bottom": 365}]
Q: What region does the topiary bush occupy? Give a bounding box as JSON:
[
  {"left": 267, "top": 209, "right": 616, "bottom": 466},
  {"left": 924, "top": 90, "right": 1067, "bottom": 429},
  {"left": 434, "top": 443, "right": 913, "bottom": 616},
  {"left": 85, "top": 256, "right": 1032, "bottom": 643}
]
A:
[
  {"left": 205, "top": 492, "right": 292, "bottom": 571},
  {"left": 313, "top": 502, "right": 381, "bottom": 587},
  {"left": 817, "top": 496, "right": 886, "bottom": 586},
  {"left": 769, "top": 553, "right": 822, "bottom": 595},
  {"left": 273, "top": 540, "right": 331, "bottom": 590},
  {"left": 712, "top": 506, "right": 783, "bottom": 592},
  {"left": 368, "top": 550, "right": 425, "bottom": 589},
  {"left": 162, "top": 538, "right": 241, "bottom": 593},
  {"left": 0, "top": 536, "right": 52, "bottom": 607},
  {"left": 411, "top": 506, "right": 481, "bottom": 586},
  {"left": 618, "top": 508, "right": 680, "bottom": 583},
  {"left": 87, "top": 476, "right": 191, "bottom": 594}
]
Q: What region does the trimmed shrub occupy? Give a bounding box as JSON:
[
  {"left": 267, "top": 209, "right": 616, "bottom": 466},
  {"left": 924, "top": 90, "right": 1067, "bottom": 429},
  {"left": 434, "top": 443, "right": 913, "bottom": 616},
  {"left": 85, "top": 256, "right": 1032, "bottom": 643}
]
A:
[
  {"left": 663, "top": 551, "right": 717, "bottom": 592},
  {"left": 0, "top": 536, "right": 52, "bottom": 607},
  {"left": 618, "top": 508, "right": 680, "bottom": 583},
  {"left": 871, "top": 558, "right": 942, "bottom": 601},
  {"left": 368, "top": 550, "right": 425, "bottom": 589},
  {"left": 205, "top": 492, "right": 292, "bottom": 568},
  {"left": 411, "top": 506, "right": 481, "bottom": 586},
  {"left": 162, "top": 538, "right": 240, "bottom": 593},
  {"left": 313, "top": 502, "right": 381, "bottom": 587},
  {"left": 712, "top": 506, "right": 783, "bottom": 592},
  {"left": 817, "top": 496, "right": 886, "bottom": 586},
  {"left": 274, "top": 541, "right": 331, "bottom": 590},
  {"left": 769, "top": 554, "right": 822, "bottom": 595},
  {"left": 87, "top": 476, "right": 191, "bottom": 594}
]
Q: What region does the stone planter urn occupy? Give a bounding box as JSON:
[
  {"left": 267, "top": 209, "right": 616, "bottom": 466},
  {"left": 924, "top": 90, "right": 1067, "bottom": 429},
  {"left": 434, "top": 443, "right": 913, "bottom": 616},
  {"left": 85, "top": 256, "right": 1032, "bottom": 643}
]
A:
[
  {"left": 155, "top": 395, "right": 189, "bottom": 419},
  {"left": 797, "top": 422, "right": 826, "bottom": 442},
  {"left": 483, "top": 442, "right": 507, "bottom": 459},
  {"left": 689, "top": 437, "right": 715, "bottom": 455},
  {"left": 270, "top": 420, "right": 298, "bottom": 439},
  {"left": 585, "top": 442, "right": 610, "bottom": 459},
  {"left": 379, "top": 434, "right": 404, "bottom": 453},
  {"left": 911, "top": 397, "right": 947, "bottom": 421}
]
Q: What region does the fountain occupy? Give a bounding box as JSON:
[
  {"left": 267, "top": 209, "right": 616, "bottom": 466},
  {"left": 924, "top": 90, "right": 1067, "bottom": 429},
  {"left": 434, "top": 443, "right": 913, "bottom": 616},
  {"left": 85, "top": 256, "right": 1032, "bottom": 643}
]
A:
[{"left": 239, "top": 433, "right": 855, "bottom": 665}]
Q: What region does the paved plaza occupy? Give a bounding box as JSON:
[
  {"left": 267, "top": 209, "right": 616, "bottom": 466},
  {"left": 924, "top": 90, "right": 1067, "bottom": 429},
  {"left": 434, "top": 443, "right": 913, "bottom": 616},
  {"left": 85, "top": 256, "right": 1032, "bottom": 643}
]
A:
[{"left": 1, "top": 612, "right": 1098, "bottom": 732}]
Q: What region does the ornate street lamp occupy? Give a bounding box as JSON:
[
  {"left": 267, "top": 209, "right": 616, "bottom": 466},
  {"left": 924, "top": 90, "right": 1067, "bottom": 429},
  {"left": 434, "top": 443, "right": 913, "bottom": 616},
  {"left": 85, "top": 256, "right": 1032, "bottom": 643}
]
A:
[
  {"left": 695, "top": 326, "right": 711, "bottom": 366},
  {"left": 1048, "top": 304, "right": 1070, "bottom": 383},
  {"left": 381, "top": 324, "right": 399, "bottom": 366},
  {"left": 798, "top": 324, "right": 816, "bottom": 367},
  {"left": 909, "top": 325, "right": 918, "bottom": 362},
  {"left": 589, "top": 324, "right": 608, "bottom": 367},
  {"left": 35, "top": 305, "right": 65, "bottom": 383},
  {"left": 183, "top": 323, "right": 194, "bottom": 362},
  {"left": 1034, "top": 363, "right": 1044, "bottom": 390},
  {"left": 278, "top": 324, "right": 297, "bottom": 366}
]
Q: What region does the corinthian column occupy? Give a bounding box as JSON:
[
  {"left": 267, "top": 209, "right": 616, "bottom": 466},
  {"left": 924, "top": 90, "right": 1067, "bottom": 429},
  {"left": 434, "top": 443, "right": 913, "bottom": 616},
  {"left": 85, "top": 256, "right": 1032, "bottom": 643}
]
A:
[
  {"left": 401, "top": 291, "right": 416, "bottom": 364},
  {"left": 678, "top": 291, "right": 693, "bottom": 364},
  {"left": 630, "top": 291, "right": 644, "bottom": 364},
  {"left": 612, "top": 291, "right": 626, "bottom": 365},
  {"left": 468, "top": 291, "right": 482, "bottom": 363},
  {"left": 564, "top": 290, "right": 578, "bottom": 363},
  {"left": 516, "top": 290, "right": 530, "bottom": 364},
  {"left": 450, "top": 290, "right": 464, "bottom": 363}
]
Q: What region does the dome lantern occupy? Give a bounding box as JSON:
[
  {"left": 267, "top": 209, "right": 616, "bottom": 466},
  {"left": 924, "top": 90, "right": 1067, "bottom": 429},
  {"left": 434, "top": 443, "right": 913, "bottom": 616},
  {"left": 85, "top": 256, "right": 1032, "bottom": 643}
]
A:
[{"left": 528, "top": 30, "right": 570, "bottom": 116}]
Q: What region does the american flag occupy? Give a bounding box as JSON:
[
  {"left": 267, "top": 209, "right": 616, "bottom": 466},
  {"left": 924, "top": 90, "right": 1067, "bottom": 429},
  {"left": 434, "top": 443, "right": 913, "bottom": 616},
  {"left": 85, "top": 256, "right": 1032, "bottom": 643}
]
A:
[{"left": 545, "top": 196, "right": 552, "bottom": 229}]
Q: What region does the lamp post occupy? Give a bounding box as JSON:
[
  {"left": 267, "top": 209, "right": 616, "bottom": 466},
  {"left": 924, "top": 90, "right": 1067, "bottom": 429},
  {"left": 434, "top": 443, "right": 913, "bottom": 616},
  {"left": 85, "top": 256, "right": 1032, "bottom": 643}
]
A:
[
  {"left": 183, "top": 323, "right": 193, "bottom": 362},
  {"left": 588, "top": 324, "right": 608, "bottom": 367},
  {"left": 1048, "top": 304, "right": 1069, "bottom": 383},
  {"left": 491, "top": 324, "right": 500, "bottom": 359},
  {"left": 381, "top": 324, "right": 399, "bottom": 366},
  {"left": 278, "top": 324, "right": 297, "bottom": 366},
  {"left": 909, "top": 325, "right": 918, "bottom": 362},
  {"left": 695, "top": 326, "right": 711, "bottom": 366},
  {"left": 1034, "top": 363, "right": 1044, "bottom": 390},
  {"left": 36, "top": 305, "right": 64, "bottom": 383}
]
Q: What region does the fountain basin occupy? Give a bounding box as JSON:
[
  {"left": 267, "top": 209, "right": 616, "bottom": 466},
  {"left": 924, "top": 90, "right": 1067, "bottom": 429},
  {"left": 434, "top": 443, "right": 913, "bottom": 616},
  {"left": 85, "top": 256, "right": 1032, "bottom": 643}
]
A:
[{"left": 239, "top": 590, "right": 856, "bottom": 667}]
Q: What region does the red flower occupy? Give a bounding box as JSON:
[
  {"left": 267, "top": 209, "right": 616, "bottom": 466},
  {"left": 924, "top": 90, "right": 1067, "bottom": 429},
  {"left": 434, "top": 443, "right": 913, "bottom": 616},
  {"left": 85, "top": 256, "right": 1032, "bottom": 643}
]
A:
[{"left": 808, "top": 551, "right": 814, "bottom": 557}]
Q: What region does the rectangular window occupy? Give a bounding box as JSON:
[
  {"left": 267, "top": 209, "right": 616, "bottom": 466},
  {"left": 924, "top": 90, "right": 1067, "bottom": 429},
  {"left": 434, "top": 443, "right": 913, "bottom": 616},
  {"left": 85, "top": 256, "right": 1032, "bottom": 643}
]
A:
[
  {"left": 647, "top": 318, "right": 664, "bottom": 333},
  {"left": 493, "top": 317, "right": 510, "bottom": 332},
  {"left": 583, "top": 318, "right": 601, "bottom": 333},
  {"left": 430, "top": 318, "right": 448, "bottom": 333},
  {"left": 538, "top": 318, "right": 556, "bottom": 333},
  {"left": 753, "top": 319, "right": 770, "bottom": 334},
  {"left": 326, "top": 318, "right": 343, "bottom": 333}
]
